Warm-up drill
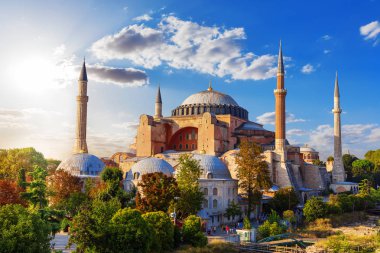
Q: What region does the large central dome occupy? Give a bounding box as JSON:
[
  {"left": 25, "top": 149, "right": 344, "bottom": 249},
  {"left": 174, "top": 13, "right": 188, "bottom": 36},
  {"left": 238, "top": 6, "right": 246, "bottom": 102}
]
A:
[
  {"left": 181, "top": 89, "right": 239, "bottom": 106},
  {"left": 171, "top": 86, "right": 248, "bottom": 120}
]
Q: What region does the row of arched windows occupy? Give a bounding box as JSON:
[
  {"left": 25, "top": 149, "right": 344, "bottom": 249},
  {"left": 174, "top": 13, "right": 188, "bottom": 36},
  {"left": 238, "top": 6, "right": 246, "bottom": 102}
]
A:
[
  {"left": 171, "top": 104, "right": 248, "bottom": 120},
  {"left": 203, "top": 199, "right": 218, "bottom": 209},
  {"left": 203, "top": 187, "right": 218, "bottom": 196}
]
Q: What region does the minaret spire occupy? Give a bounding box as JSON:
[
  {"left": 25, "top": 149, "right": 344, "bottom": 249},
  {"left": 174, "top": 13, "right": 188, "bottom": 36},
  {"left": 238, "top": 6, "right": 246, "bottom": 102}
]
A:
[
  {"left": 154, "top": 85, "right": 163, "bottom": 119},
  {"left": 74, "top": 60, "right": 89, "bottom": 153},
  {"left": 332, "top": 71, "right": 345, "bottom": 182},
  {"left": 208, "top": 80, "right": 213, "bottom": 91},
  {"left": 274, "top": 40, "right": 287, "bottom": 153}
]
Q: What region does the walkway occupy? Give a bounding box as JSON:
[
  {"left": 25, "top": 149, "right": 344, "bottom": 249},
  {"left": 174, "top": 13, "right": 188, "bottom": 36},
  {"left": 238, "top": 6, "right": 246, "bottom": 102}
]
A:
[{"left": 50, "top": 232, "right": 76, "bottom": 253}]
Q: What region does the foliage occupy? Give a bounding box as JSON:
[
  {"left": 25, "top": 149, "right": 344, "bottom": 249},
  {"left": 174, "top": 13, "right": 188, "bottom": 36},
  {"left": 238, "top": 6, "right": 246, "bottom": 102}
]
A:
[
  {"left": 270, "top": 187, "right": 299, "bottom": 214},
  {"left": 97, "top": 167, "right": 134, "bottom": 208},
  {"left": 182, "top": 215, "right": 207, "bottom": 247},
  {"left": 0, "top": 204, "right": 51, "bottom": 253},
  {"left": 22, "top": 166, "right": 48, "bottom": 209},
  {"left": 60, "top": 191, "right": 88, "bottom": 218},
  {"left": 174, "top": 241, "right": 238, "bottom": 253},
  {"left": 359, "top": 179, "right": 372, "bottom": 195},
  {"left": 342, "top": 154, "right": 358, "bottom": 180},
  {"left": 316, "top": 233, "right": 380, "bottom": 253},
  {"left": 0, "top": 147, "right": 47, "bottom": 180},
  {"left": 235, "top": 140, "right": 271, "bottom": 218},
  {"left": 301, "top": 218, "right": 336, "bottom": 238},
  {"left": 175, "top": 154, "right": 204, "bottom": 219},
  {"left": 46, "top": 159, "right": 61, "bottom": 173},
  {"left": 267, "top": 209, "right": 281, "bottom": 224},
  {"left": 312, "top": 159, "right": 326, "bottom": 166},
  {"left": 69, "top": 198, "right": 121, "bottom": 252},
  {"left": 243, "top": 216, "right": 251, "bottom": 229},
  {"left": 283, "top": 210, "right": 296, "bottom": 224},
  {"left": 47, "top": 170, "right": 82, "bottom": 207},
  {"left": 327, "top": 156, "right": 334, "bottom": 162},
  {"left": 136, "top": 172, "right": 179, "bottom": 213},
  {"left": 352, "top": 159, "right": 375, "bottom": 178},
  {"left": 110, "top": 208, "right": 152, "bottom": 253},
  {"left": 0, "top": 179, "right": 26, "bottom": 206},
  {"left": 303, "top": 197, "right": 328, "bottom": 222},
  {"left": 224, "top": 200, "right": 242, "bottom": 220},
  {"left": 142, "top": 211, "right": 174, "bottom": 252},
  {"left": 365, "top": 149, "right": 380, "bottom": 169},
  {"left": 258, "top": 220, "right": 285, "bottom": 239}
]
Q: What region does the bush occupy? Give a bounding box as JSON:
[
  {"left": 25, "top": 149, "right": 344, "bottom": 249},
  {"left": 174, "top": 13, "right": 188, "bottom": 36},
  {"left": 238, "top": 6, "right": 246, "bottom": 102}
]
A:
[
  {"left": 243, "top": 217, "right": 251, "bottom": 229},
  {"left": 110, "top": 208, "right": 152, "bottom": 253},
  {"left": 303, "top": 197, "right": 328, "bottom": 222},
  {"left": 267, "top": 210, "right": 281, "bottom": 224},
  {"left": 283, "top": 210, "right": 295, "bottom": 223},
  {"left": 301, "top": 218, "right": 336, "bottom": 238},
  {"left": 142, "top": 211, "right": 174, "bottom": 252},
  {"left": 0, "top": 204, "right": 51, "bottom": 253},
  {"left": 174, "top": 241, "right": 238, "bottom": 253},
  {"left": 316, "top": 233, "right": 380, "bottom": 253},
  {"left": 258, "top": 220, "right": 271, "bottom": 238},
  {"left": 182, "top": 215, "right": 207, "bottom": 247},
  {"left": 258, "top": 220, "right": 285, "bottom": 239}
]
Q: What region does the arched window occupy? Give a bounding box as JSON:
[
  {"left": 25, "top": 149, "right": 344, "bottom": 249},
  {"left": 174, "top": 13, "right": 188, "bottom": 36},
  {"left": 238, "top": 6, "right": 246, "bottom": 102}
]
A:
[
  {"left": 213, "top": 188, "right": 218, "bottom": 196},
  {"left": 179, "top": 144, "right": 182, "bottom": 150},
  {"left": 133, "top": 172, "right": 139, "bottom": 180},
  {"left": 203, "top": 199, "right": 208, "bottom": 208},
  {"left": 203, "top": 188, "right": 208, "bottom": 195},
  {"left": 213, "top": 199, "right": 218, "bottom": 208},
  {"left": 207, "top": 173, "right": 213, "bottom": 179}
]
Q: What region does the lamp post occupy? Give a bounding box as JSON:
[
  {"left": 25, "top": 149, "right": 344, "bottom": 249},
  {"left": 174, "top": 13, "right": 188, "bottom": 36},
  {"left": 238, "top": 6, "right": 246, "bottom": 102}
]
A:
[{"left": 172, "top": 196, "right": 180, "bottom": 225}]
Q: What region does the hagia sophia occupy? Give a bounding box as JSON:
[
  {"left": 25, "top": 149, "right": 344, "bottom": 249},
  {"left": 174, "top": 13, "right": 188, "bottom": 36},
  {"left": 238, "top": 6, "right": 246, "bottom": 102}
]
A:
[{"left": 58, "top": 42, "right": 355, "bottom": 227}]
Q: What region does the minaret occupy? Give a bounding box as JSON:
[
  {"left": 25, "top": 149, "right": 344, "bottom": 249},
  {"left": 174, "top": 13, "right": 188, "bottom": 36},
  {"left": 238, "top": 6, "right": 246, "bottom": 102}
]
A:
[
  {"left": 73, "top": 60, "right": 89, "bottom": 154},
  {"left": 332, "top": 72, "right": 345, "bottom": 182},
  {"left": 274, "top": 41, "right": 287, "bottom": 152},
  {"left": 154, "top": 85, "right": 163, "bottom": 119}
]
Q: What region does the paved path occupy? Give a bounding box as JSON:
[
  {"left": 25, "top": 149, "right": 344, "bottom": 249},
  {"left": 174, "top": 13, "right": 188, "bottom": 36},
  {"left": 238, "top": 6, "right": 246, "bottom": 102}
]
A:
[{"left": 51, "top": 233, "right": 76, "bottom": 253}]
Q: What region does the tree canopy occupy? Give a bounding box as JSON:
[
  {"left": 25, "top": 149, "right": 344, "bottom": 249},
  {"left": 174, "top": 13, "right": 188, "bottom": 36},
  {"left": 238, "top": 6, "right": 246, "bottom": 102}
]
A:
[
  {"left": 270, "top": 187, "right": 299, "bottom": 214},
  {"left": 343, "top": 154, "right": 358, "bottom": 180},
  {"left": 235, "top": 140, "right": 271, "bottom": 218}
]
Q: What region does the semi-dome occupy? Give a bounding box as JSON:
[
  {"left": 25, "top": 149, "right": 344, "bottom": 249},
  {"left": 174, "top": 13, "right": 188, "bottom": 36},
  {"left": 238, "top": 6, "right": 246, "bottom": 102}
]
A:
[
  {"left": 181, "top": 90, "right": 239, "bottom": 106},
  {"left": 171, "top": 87, "right": 248, "bottom": 120},
  {"left": 57, "top": 153, "right": 105, "bottom": 177},
  {"left": 126, "top": 157, "right": 174, "bottom": 181},
  {"left": 193, "top": 154, "right": 232, "bottom": 179}
]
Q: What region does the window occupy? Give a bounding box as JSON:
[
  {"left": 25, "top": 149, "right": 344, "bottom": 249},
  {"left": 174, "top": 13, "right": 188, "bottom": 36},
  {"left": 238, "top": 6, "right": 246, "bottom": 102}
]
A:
[
  {"left": 173, "top": 144, "right": 176, "bottom": 149},
  {"left": 179, "top": 144, "right": 182, "bottom": 150},
  {"left": 213, "top": 188, "right": 218, "bottom": 196},
  {"left": 192, "top": 144, "right": 195, "bottom": 149},
  {"left": 160, "top": 147, "right": 164, "bottom": 153},
  {"left": 207, "top": 173, "right": 213, "bottom": 179},
  {"left": 179, "top": 135, "right": 182, "bottom": 141},
  {"left": 203, "top": 199, "right": 208, "bottom": 208},
  {"left": 133, "top": 172, "right": 139, "bottom": 180},
  {"left": 228, "top": 188, "right": 231, "bottom": 196},
  {"left": 203, "top": 188, "right": 208, "bottom": 195},
  {"left": 185, "top": 144, "right": 189, "bottom": 149},
  {"left": 213, "top": 199, "right": 218, "bottom": 208}
]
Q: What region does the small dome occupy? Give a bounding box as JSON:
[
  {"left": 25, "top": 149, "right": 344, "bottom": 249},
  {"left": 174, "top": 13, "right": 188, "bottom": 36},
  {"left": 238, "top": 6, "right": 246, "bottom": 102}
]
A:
[
  {"left": 300, "top": 146, "right": 317, "bottom": 152},
  {"left": 126, "top": 157, "right": 174, "bottom": 180},
  {"left": 57, "top": 153, "right": 105, "bottom": 177},
  {"left": 193, "top": 154, "right": 231, "bottom": 179},
  {"left": 181, "top": 90, "right": 239, "bottom": 106}
]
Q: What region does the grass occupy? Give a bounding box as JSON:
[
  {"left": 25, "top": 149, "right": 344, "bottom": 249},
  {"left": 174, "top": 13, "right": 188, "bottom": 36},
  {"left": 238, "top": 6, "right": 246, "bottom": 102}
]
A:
[{"left": 315, "top": 233, "right": 380, "bottom": 253}]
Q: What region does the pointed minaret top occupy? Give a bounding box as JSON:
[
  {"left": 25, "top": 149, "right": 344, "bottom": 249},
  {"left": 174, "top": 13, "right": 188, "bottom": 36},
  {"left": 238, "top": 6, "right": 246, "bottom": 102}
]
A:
[
  {"left": 334, "top": 71, "right": 340, "bottom": 97},
  {"left": 79, "top": 59, "right": 88, "bottom": 81},
  {"left": 156, "top": 85, "right": 162, "bottom": 103},
  {"left": 207, "top": 80, "right": 213, "bottom": 91},
  {"left": 278, "top": 40, "right": 284, "bottom": 74}
]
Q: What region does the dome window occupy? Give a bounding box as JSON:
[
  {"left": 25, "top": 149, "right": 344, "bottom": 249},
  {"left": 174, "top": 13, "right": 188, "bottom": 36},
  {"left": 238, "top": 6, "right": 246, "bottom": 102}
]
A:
[
  {"left": 207, "top": 173, "right": 213, "bottom": 179},
  {"left": 133, "top": 172, "right": 140, "bottom": 180}
]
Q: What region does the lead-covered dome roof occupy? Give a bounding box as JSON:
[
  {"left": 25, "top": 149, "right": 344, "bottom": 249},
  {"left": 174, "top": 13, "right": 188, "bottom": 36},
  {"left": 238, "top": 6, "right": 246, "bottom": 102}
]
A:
[
  {"left": 126, "top": 157, "right": 174, "bottom": 180},
  {"left": 57, "top": 153, "right": 105, "bottom": 177},
  {"left": 193, "top": 154, "right": 232, "bottom": 179},
  {"left": 181, "top": 89, "right": 239, "bottom": 106}
]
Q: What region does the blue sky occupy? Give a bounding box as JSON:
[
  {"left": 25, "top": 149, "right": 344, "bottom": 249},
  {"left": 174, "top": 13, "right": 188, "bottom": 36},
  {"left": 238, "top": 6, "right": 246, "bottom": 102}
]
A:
[{"left": 0, "top": 0, "right": 379, "bottom": 160}]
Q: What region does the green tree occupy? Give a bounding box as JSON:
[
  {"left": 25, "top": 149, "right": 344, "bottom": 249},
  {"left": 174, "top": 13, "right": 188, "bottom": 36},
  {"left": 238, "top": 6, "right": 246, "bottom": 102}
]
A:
[
  {"left": 258, "top": 220, "right": 285, "bottom": 239},
  {"left": 312, "top": 159, "right": 326, "bottom": 166},
  {"left": 136, "top": 172, "right": 179, "bottom": 213},
  {"left": 243, "top": 216, "right": 251, "bottom": 229},
  {"left": 142, "top": 211, "right": 174, "bottom": 252},
  {"left": 175, "top": 154, "right": 204, "bottom": 219},
  {"left": 182, "top": 215, "right": 207, "bottom": 247},
  {"left": 327, "top": 156, "right": 334, "bottom": 162},
  {"left": 352, "top": 159, "right": 376, "bottom": 181},
  {"left": 0, "top": 204, "right": 51, "bottom": 253},
  {"left": 270, "top": 187, "right": 299, "bottom": 214},
  {"left": 236, "top": 140, "right": 271, "bottom": 218},
  {"left": 0, "top": 147, "right": 47, "bottom": 180},
  {"left": 224, "top": 200, "right": 242, "bottom": 220},
  {"left": 343, "top": 154, "right": 358, "bottom": 180},
  {"left": 303, "top": 197, "right": 328, "bottom": 222},
  {"left": 110, "top": 208, "right": 152, "bottom": 253},
  {"left": 359, "top": 179, "right": 372, "bottom": 196},
  {"left": 46, "top": 159, "right": 61, "bottom": 173},
  {"left": 365, "top": 149, "right": 380, "bottom": 169},
  {"left": 22, "top": 166, "right": 48, "bottom": 209},
  {"left": 69, "top": 198, "right": 121, "bottom": 252}
]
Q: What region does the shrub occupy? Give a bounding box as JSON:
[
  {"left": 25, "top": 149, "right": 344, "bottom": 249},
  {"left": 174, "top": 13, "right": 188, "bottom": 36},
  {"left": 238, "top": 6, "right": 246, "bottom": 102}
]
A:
[
  {"left": 316, "top": 233, "right": 380, "bottom": 253},
  {"left": 142, "top": 211, "right": 174, "bottom": 252},
  {"left": 267, "top": 209, "right": 281, "bottom": 224},
  {"left": 258, "top": 220, "right": 271, "bottom": 238},
  {"left": 243, "top": 216, "right": 251, "bottom": 229},
  {"left": 258, "top": 220, "right": 285, "bottom": 239},
  {"left": 303, "top": 197, "right": 328, "bottom": 222},
  {"left": 174, "top": 241, "right": 238, "bottom": 253},
  {"left": 302, "top": 218, "right": 336, "bottom": 238},
  {"left": 182, "top": 215, "right": 207, "bottom": 247},
  {"left": 0, "top": 204, "right": 51, "bottom": 253}
]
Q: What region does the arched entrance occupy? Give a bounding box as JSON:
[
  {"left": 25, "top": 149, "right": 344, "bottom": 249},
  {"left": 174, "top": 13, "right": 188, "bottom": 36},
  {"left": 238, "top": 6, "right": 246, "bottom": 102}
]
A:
[{"left": 168, "top": 127, "right": 198, "bottom": 151}]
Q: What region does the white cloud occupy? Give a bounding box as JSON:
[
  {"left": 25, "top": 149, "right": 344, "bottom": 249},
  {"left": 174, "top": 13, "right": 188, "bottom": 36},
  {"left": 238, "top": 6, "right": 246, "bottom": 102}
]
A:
[
  {"left": 323, "top": 49, "right": 331, "bottom": 54},
  {"left": 256, "top": 112, "right": 305, "bottom": 125},
  {"left": 360, "top": 21, "right": 380, "bottom": 45},
  {"left": 301, "top": 64, "right": 315, "bottom": 74},
  {"left": 287, "top": 129, "right": 307, "bottom": 136},
  {"left": 321, "top": 35, "right": 332, "bottom": 40},
  {"left": 90, "top": 16, "right": 280, "bottom": 81},
  {"left": 133, "top": 14, "right": 153, "bottom": 22},
  {"left": 111, "top": 122, "right": 139, "bottom": 130},
  {"left": 0, "top": 108, "right": 60, "bottom": 129}
]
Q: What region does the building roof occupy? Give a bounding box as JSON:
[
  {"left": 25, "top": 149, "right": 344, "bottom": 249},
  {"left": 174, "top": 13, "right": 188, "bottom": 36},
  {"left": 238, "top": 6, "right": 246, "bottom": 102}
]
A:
[
  {"left": 300, "top": 146, "right": 317, "bottom": 153},
  {"left": 235, "top": 121, "right": 265, "bottom": 131},
  {"left": 180, "top": 89, "right": 239, "bottom": 106},
  {"left": 57, "top": 153, "right": 105, "bottom": 177},
  {"left": 126, "top": 157, "right": 174, "bottom": 180},
  {"left": 193, "top": 154, "right": 232, "bottom": 179}
]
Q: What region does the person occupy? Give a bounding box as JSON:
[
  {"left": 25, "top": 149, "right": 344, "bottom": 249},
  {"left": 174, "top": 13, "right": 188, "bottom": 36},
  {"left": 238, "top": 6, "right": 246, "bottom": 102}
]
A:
[{"left": 226, "top": 225, "right": 230, "bottom": 234}]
